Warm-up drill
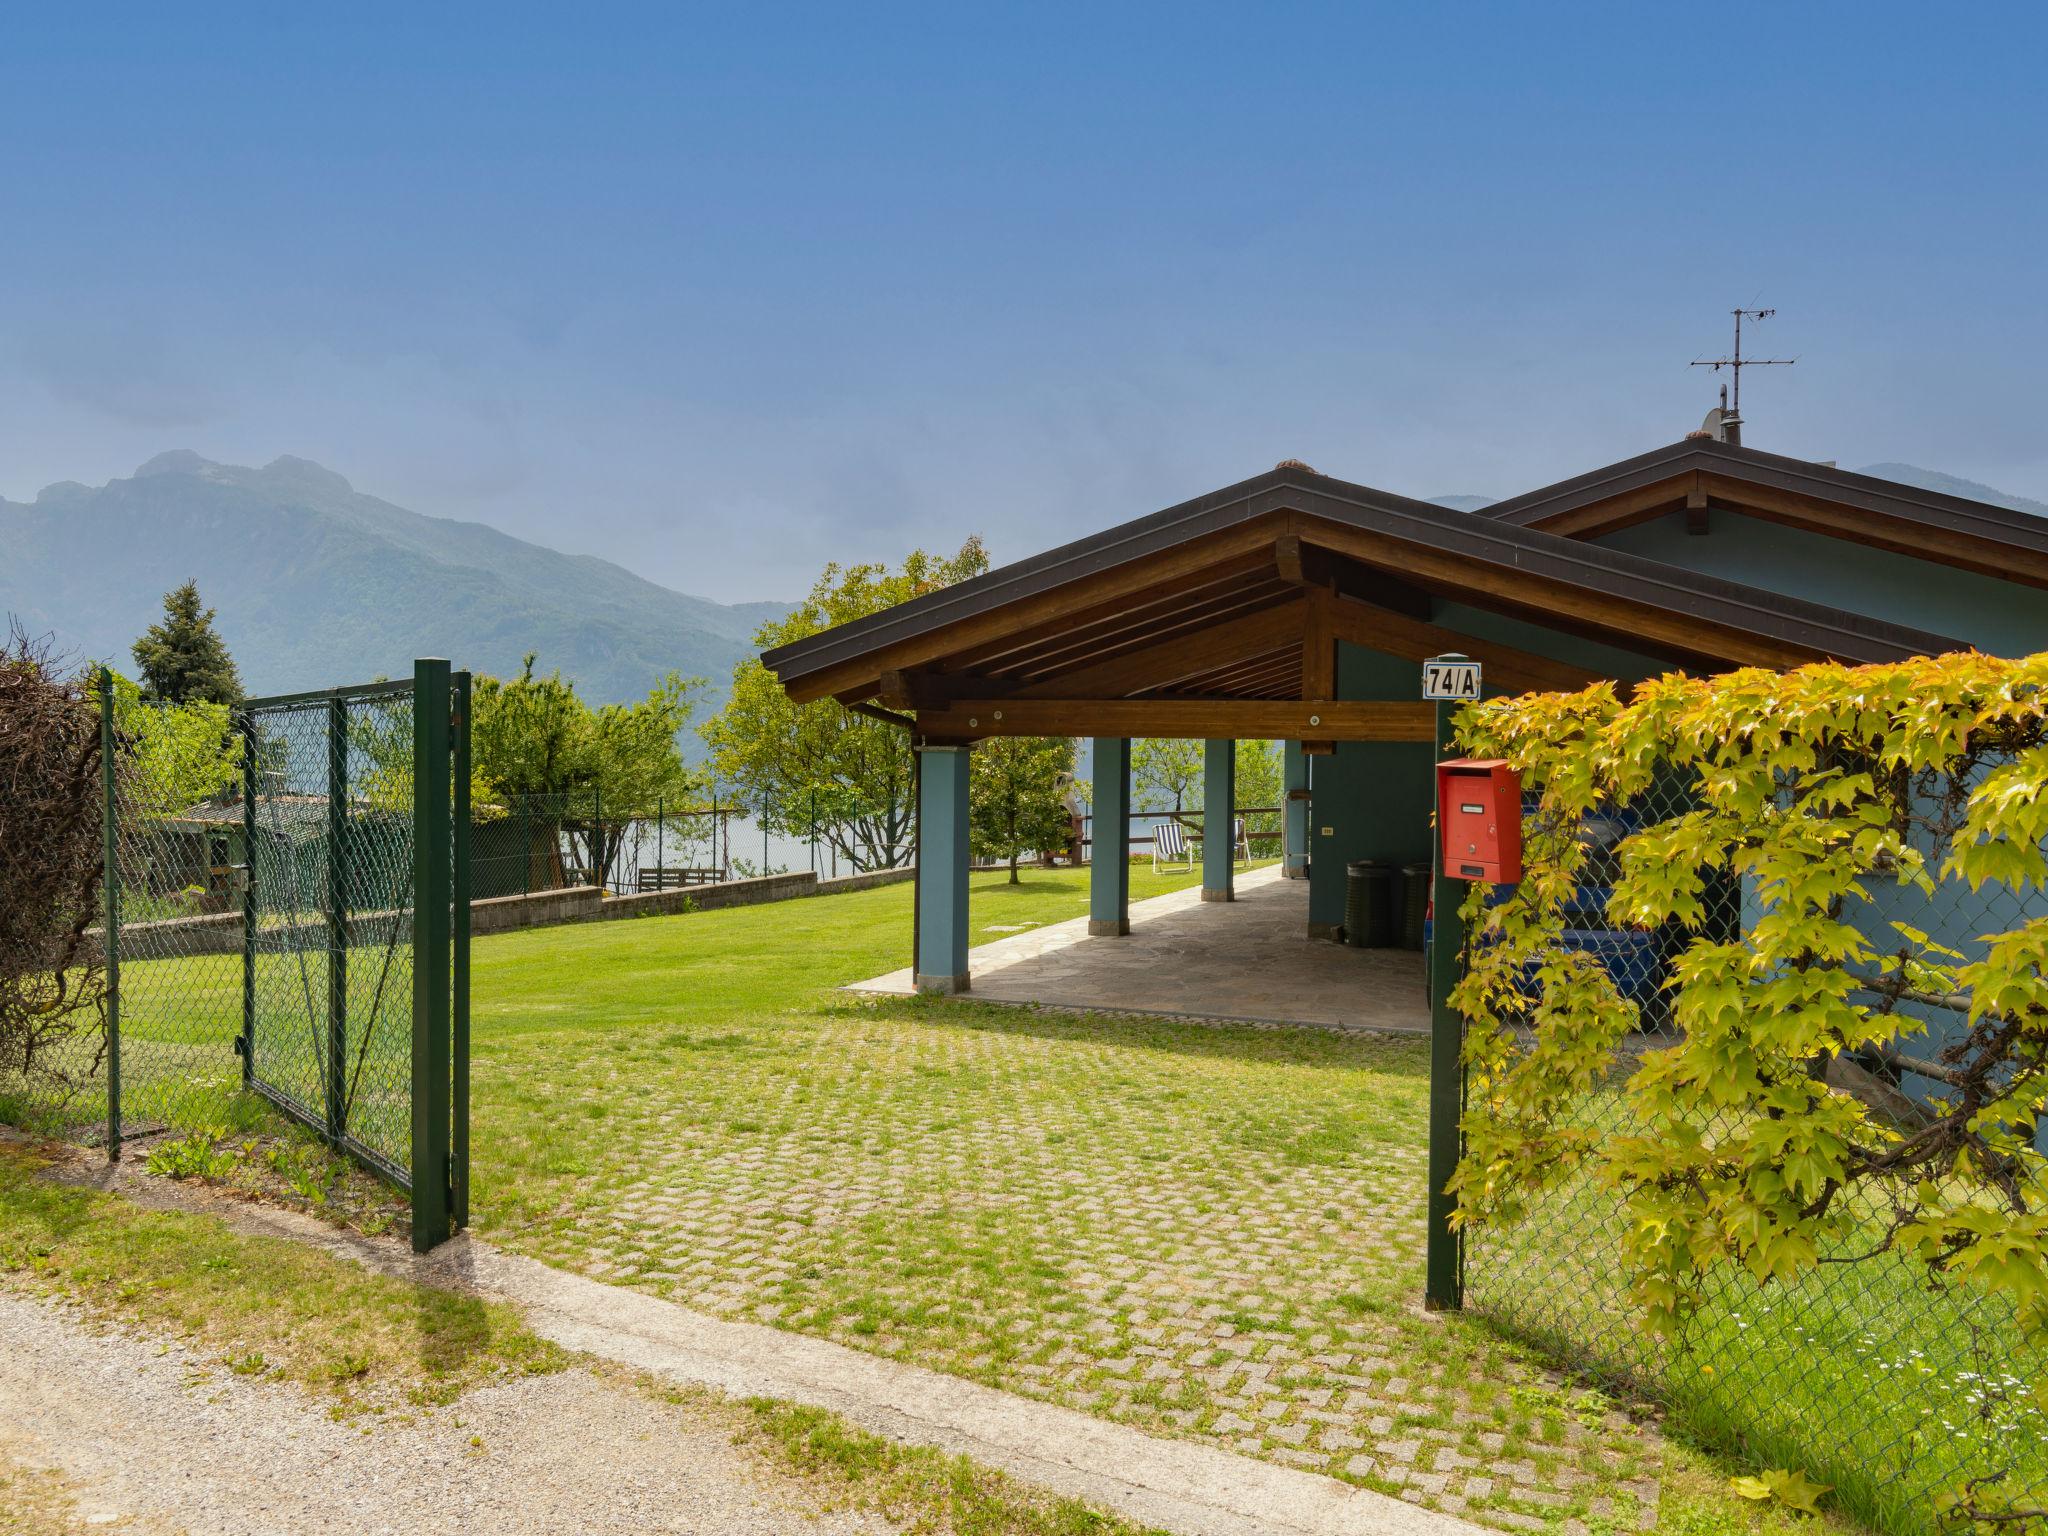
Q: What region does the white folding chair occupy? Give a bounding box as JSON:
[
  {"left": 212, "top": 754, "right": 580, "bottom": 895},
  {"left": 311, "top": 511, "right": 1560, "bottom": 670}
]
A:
[{"left": 1232, "top": 816, "right": 1252, "bottom": 865}]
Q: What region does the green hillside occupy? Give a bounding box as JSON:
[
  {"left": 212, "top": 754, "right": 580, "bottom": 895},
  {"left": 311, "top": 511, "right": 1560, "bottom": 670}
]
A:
[{"left": 0, "top": 451, "right": 788, "bottom": 716}]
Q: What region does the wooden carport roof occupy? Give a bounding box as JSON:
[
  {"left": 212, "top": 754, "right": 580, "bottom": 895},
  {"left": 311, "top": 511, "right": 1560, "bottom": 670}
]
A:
[
  {"left": 761, "top": 463, "right": 1964, "bottom": 746},
  {"left": 1479, "top": 438, "right": 2048, "bottom": 588}
]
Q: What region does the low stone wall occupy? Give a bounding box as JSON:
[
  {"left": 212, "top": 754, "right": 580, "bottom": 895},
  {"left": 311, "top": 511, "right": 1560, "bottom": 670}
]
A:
[
  {"left": 470, "top": 885, "right": 603, "bottom": 934},
  {"left": 816, "top": 867, "right": 918, "bottom": 897},
  {"left": 596, "top": 871, "right": 815, "bottom": 921},
  {"left": 592, "top": 866, "right": 915, "bottom": 921},
  {"left": 90, "top": 865, "right": 921, "bottom": 957}
]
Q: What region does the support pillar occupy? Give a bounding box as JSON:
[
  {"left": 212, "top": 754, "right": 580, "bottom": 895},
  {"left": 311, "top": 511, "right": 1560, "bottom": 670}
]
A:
[
  {"left": 1201, "top": 738, "right": 1235, "bottom": 903},
  {"left": 1425, "top": 670, "right": 1467, "bottom": 1311},
  {"left": 1088, "top": 737, "right": 1131, "bottom": 936},
  {"left": 914, "top": 745, "right": 971, "bottom": 994},
  {"left": 1282, "top": 740, "right": 1309, "bottom": 880}
]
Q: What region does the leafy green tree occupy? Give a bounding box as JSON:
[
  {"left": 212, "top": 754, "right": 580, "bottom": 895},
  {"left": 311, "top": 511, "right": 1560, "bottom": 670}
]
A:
[
  {"left": 107, "top": 671, "right": 241, "bottom": 815},
  {"left": 1132, "top": 738, "right": 1202, "bottom": 813},
  {"left": 1234, "top": 738, "right": 1283, "bottom": 854},
  {"left": 132, "top": 580, "right": 243, "bottom": 706},
  {"left": 470, "top": 655, "right": 704, "bottom": 887},
  {"left": 702, "top": 540, "right": 989, "bottom": 873},
  {"left": 970, "top": 737, "right": 1077, "bottom": 882}
]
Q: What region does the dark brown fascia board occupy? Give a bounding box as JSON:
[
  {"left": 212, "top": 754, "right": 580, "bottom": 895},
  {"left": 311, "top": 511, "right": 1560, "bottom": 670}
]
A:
[
  {"left": 761, "top": 466, "right": 1302, "bottom": 681},
  {"left": 762, "top": 464, "right": 1964, "bottom": 692},
  {"left": 1483, "top": 439, "right": 2048, "bottom": 559}
]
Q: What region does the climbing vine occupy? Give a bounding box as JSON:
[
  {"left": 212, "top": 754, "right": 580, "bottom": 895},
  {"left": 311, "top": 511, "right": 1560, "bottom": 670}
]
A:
[{"left": 1445, "top": 650, "right": 2047, "bottom": 1521}]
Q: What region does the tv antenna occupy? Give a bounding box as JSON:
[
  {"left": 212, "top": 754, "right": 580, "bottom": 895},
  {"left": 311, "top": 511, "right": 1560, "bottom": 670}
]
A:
[{"left": 1690, "top": 307, "right": 1795, "bottom": 419}]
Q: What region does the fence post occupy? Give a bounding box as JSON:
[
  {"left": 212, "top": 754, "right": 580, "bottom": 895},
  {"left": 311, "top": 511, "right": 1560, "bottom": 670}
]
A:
[
  {"left": 98, "top": 669, "right": 122, "bottom": 1160},
  {"left": 410, "top": 658, "right": 453, "bottom": 1252},
  {"left": 593, "top": 783, "right": 602, "bottom": 892},
  {"left": 522, "top": 794, "right": 531, "bottom": 898},
  {"left": 451, "top": 670, "right": 471, "bottom": 1232},
  {"left": 325, "top": 694, "right": 348, "bottom": 1148},
  {"left": 1425, "top": 673, "right": 1467, "bottom": 1311},
  {"left": 656, "top": 797, "right": 665, "bottom": 889},
  {"left": 240, "top": 708, "right": 258, "bottom": 1088}
]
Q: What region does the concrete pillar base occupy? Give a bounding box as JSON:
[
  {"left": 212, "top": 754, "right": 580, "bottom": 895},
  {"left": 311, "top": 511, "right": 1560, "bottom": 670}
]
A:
[
  {"left": 1200, "top": 886, "right": 1234, "bottom": 903},
  {"left": 1307, "top": 921, "right": 1343, "bottom": 942},
  {"left": 914, "top": 974, "right": 971, "bottom": 996},
  {"left": 1282, "top": 863, "right": 1308, "bottom": 880},
  {"left": 1086, "top": 918, "right": 1130, "bottom": 937}
]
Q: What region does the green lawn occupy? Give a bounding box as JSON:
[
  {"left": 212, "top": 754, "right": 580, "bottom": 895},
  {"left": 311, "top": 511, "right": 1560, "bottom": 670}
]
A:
[
  {"left": 0, "top": 864, "right": 1889, "bottom": 1532},
  {"left": 460, "top": 865, "right": 1842, "bottom": 1534},
  {"left": 1467, "top": 1093, "right": 2048, "bottom": 1535}
]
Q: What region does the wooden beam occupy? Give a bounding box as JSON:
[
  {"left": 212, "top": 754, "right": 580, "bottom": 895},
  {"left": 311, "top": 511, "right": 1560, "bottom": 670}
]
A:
[
  {"left": 1299, "top": 520, "right": 1818, "bottom": 670},
  {"left": 1684, "top": 473, "right": 1709, "bottom": 537},
  {"left": 1003, "top": 591, "right": 1295, "bottom": 690},
  {"left": 1521, "top": 476, "right": 1691, "bottom": 539},
  {"left": 784, "top": 521, "right": 1290, "bottom": 702},
  {"left": 1277, "top": 534, "right": 1433, "bottom": 617},
  {"left": 1010, "top": 603, "right": 1304, "bottom": 697},
  {"left": 1302, "top": 588, "right": 1335, "bottom": 699},
  {"left": 913, "top": 697, "right": 1436, "bottom": 742},
  {"left": 875, "top": 669, "right": 1010, "bottom": 710},
  {"left": 1698, "top": 474, "right": 2048, "bottom": 590},
  {"left": 945, "top": 567, "right": 1294, "bottom": 680},
  {"left": 1322, "top": 593, "right": 1610, "bottom": 695}
]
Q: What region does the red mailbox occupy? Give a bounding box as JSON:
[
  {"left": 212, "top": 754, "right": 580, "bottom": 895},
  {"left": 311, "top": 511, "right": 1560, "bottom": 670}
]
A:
[{"left": 1436, "top": 758, "right": 1522, "bottom": 883}]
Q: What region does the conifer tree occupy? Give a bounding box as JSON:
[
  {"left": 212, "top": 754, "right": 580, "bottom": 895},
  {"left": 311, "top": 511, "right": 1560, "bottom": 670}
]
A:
[{"left": 132, "top": 580, "right": 243, "bottom": 705}]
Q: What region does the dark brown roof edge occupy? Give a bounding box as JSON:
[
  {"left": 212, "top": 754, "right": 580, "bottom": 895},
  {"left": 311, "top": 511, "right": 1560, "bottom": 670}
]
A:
[
  {"left": 1482, "top": 439, "right": 2048, "bottom": 555},
  {"left": 764, "top": 465, "right": 1964, "bottom": 686}
]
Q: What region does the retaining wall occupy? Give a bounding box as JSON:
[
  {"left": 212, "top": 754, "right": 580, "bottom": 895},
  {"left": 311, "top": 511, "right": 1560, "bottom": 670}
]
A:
[{"left": 90, "top": 865, "right": 920, "bottom": 958}]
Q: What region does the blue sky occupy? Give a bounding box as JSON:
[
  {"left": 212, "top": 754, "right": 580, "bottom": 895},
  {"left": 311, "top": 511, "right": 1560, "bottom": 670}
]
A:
[{"left": 3, "top": 3, "right": 2043, "bottom": 599}]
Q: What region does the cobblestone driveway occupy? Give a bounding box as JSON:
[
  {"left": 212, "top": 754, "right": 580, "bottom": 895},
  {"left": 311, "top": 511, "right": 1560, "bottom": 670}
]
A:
[{"left": 496, "top": 1002, "right": 1662, "bottom": 1533}]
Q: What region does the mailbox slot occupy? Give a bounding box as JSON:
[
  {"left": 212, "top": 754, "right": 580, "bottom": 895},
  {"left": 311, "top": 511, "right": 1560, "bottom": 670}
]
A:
[{"left": 1435, "top": 758, "right": 1523, "bottom": 884}]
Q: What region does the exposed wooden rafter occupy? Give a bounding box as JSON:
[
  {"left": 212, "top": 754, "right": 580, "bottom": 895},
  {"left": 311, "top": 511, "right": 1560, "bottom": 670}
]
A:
[
  {"left": 913, "top": 697, "right": 1436, "bottom": 743},
  {"left": 1014, "top": 601, "right": 1305, "bottom": 700}
]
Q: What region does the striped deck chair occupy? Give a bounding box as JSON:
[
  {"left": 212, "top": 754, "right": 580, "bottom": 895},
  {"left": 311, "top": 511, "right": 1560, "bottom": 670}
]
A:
[{"left": 1153, "top": 818, "right": 1194, "bottom": 872}]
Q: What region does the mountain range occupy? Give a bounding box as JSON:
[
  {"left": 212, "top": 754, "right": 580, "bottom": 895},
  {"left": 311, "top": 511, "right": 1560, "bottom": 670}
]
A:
[
  {"left": 0, "top": 451, "right": 790, "bottom": 713},
  {"left": 4, "top": 450, "right": 2040, "bottom": 722}
]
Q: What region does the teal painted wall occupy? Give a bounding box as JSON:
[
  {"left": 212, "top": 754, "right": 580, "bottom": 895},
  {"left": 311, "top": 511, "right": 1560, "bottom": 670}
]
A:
[
  {"left": 1305, "top": 617, "right": 1667, "bottom": 933},
  {"left": 1306, "top": 644, "right": 1437, "bottom": 931},
  {"left": 1596, "top": 509, "right": 2048, "bottom": 659},
  {"left": 1430, "top": 604, "right": 1670, "bottom": 681}
]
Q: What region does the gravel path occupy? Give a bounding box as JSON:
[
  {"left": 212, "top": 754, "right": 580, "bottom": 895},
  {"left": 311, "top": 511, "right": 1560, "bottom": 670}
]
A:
[{"left": 0, "top": 1289, "right": 899, "bottom": 1536}]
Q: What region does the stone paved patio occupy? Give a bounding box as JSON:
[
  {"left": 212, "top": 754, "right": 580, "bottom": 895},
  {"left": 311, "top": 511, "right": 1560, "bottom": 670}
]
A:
[{"left": 848, "top": 864, "right": 1431, "bottom": 1035}]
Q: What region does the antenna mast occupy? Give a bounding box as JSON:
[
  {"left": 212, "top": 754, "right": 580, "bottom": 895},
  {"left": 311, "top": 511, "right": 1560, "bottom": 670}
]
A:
[{"left": 1690, "top": 307, "right": 1795, "bottom": 421}]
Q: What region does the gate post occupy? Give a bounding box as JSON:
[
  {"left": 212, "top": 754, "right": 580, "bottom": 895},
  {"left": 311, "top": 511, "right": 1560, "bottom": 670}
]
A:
[
  {"left": 325, "top": 694, "right": 349, "bottom": 1147},
  {"left": 451, "top": 670, "right": 472, "bottom": 1231},
  {"left": 411, "top": 658, "right": 454, "bottom": 1252},
  {"left": 98, "top": 669, "right": 122, "bottom": 1160},
  {"left": 1425, "top": 681, "right": 1467, "bottom": 1311},
  {"left": 240, "top": 709, "right": 258, "bottom": 1088}
]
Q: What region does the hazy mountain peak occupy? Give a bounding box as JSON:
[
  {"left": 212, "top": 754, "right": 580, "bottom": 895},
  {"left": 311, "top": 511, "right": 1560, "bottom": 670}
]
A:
[
  {"left": 259, "top": 454, "right": 354, "bottom": 497},
  {"left": 133, "top": 449, "right": 220, "bottom": 479},
  {"left": 1429, "top": 494, "right": 1496, "bottom": 513},
  {"left": 1, "top": 450, "right": 792, "bottom": 722}
]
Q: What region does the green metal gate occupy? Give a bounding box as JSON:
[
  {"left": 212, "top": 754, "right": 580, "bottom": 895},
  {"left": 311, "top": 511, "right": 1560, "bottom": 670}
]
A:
[{"left": 85, "top": 658, "right": 470, "bottom": 1251}]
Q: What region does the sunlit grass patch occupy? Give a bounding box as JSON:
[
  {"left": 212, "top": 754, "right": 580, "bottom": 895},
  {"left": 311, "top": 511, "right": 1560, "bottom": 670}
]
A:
[{"left": 0, "top": 1142, "right": 561, "bottom": 1411}]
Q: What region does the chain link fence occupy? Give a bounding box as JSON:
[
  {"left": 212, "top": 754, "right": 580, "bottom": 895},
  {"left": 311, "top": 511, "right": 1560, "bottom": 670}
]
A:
[
  {"left": 1460, "top": 768, "right": 2048, "bottom": 1529},
  {"left": 1, "top": 664, "right": 470, "bottom": 1248}
]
